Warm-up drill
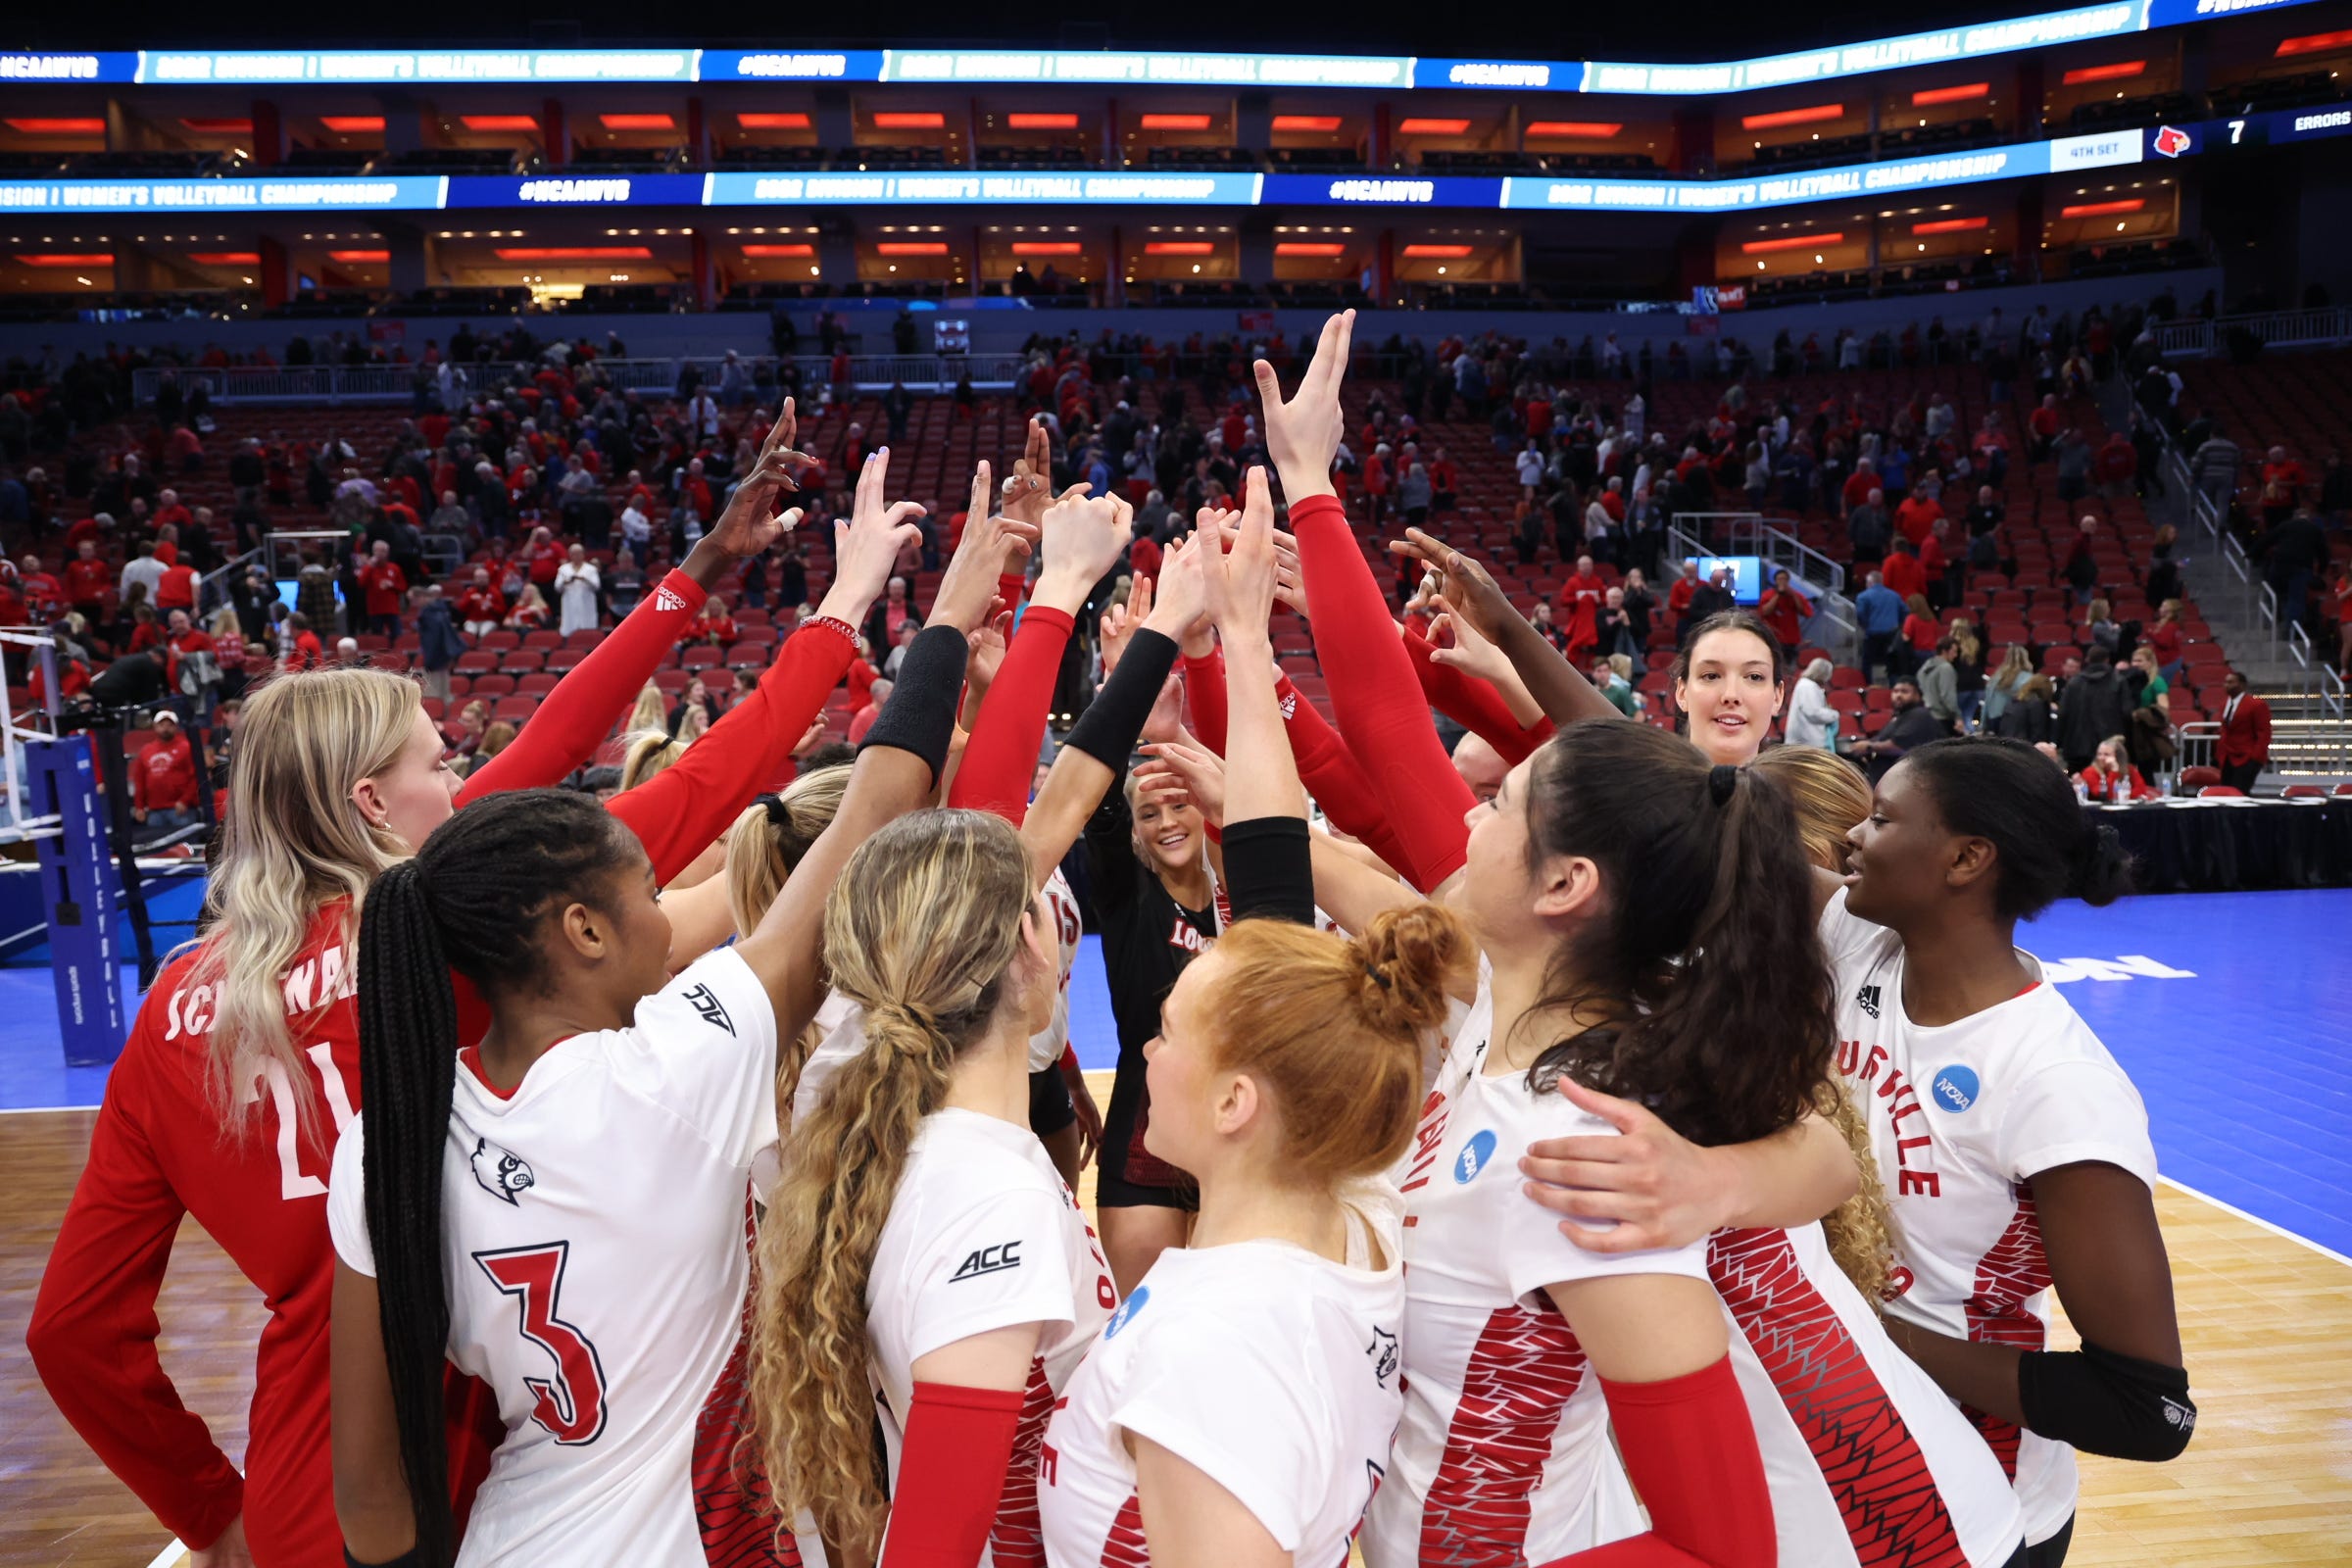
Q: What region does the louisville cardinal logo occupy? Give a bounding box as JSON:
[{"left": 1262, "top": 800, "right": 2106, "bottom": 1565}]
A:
[
  {"left": 2153, "top": 125, "right": 2191, "bottom": 158},
  {"left": 470, "top": 1137, "right": 536, "bottom": 1204}
]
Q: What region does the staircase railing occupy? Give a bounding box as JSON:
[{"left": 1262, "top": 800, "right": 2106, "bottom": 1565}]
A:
[
  {"left": 132, "top": 354, "right": 1031, "bottom": 408},
  {"left": 2152, "top": 306, "right": 2352, "bottom": 359},
  {"left": 1663, "top": 512, "right": 1857, "bottom": 662}
]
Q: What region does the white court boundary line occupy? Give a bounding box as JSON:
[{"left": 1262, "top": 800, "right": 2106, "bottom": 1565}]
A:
[
  {"left": 2160, "top": 1174, "right": 2352, "bottom": 1269},
  {"left": 146, "top": 1539, "right": 186, "bottom": 1568}
]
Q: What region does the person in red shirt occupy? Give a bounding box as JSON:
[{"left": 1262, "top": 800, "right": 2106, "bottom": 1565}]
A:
[
  {"left": 1881, "top": 536, "right": 1929, "bottom": 606},
  {"left": 152, "top": 487, "right": 193, "bottom": 536},
  {"left": 25, "top": 436, "right": 914, "bottom": 1568},
  {"left": 2094, "top": 430, "right": 2137, "bottom": 498},
  {"left": 286, "top": 611, "right": 325, "bottom": 668},
  {"left": 2028, "top": 394, "right": 2062, "bottom": 461},
  {"left": 154, "top": 542, "right": 200, "bottom": 616},
  {"left": 2079, "top": 735, "right": 2157, "bottom": 802},
  {"left": 17, "top": 553, "right": 64, "bottom": 622},
  {"left": 1839, "top": 457, "right": 1880, "bottom": 515},
  {"left": 1757, "top": 567, "right": 1812, "bottom": 664},
  {"left": 2259, "top": 445, "right": 2307, "bottom": 526},
  {"left": 64, "top": 539, "right": 112, "bottom": 623},
  {"left": 1893, "top": 486, "right": 1942, "bottom": 548},
  {"left": 1556, "top": 553, "right": 1607, "bottom": 664},
  {"left": 162, "top": 609, "right": 218, "bottom": 706},
  {"left": 28, "top": 635, "right": 91, "bottom": 705},
  {"left": 358, "top": 540, "right": 408, "bottom": 638},
  {"left": 128, "top": 708, "right": 202, "bottom": 843},
  {"left": 685, "top": 595, "right": 738, "bottom": 649},
  {"left": 525, "top": 525, "right": 566, "bottom": 588},
  {"left": 847, "top": 673, "right": 893, "bottom": 744},
  {"left": 1428, "top": 447, "right": 1459, "bottom": 511},
  {"left": 455, "top": 567, "right": 507, "bottom": 639}
]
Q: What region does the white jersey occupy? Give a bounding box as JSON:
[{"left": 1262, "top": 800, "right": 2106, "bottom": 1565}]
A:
[
  {"left": 1365, "top": 988, "right": 1690, "bottom": 1568},
  {"left": 1370, "top": 984, "right": 2026, "bottom": 1568},
  {"left": 867, "top": 1107, "right": 1115, "bottom": 1568},
  {"left": 1038, "top": 1184, "right": 1405, "bottom": 1568},
  {"left": 327, "top": 950, "right": 782, "bottom": 1568},
  {"left": 1820, "top": 889, "right": 2158, "bottom": 1545},
  {"left": 793, "top": 869, "right": 1084, "bottom": 1130}
]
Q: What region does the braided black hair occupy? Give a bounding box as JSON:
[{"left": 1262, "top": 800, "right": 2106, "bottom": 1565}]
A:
[{"left": 356, "top": 788, "right": 641, "bottom": 1567}]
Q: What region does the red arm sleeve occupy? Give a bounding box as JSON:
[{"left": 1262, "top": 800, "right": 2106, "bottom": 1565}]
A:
[
  {"left": 25, "top": 1071, "right": 246, "bottom": 1549},
  {"left": 609, "top": 623, "right": 857, "bottom": 884},
  {"left": 1278, "top": 673, "right": 1419, "bottom": 888},
  {"left": 1183, "top": 646, "right": 1229, "bottom": 757},
  {"left": 1534, "top": 1357, "right": 1775, "bottom": 1568},
  {"left": 997, "top": 570, "right": 1030, "bottom": 614},
  {"left": 455, "top": 567, "right": 709, "bottom": 806},
  {"left": 877, "top": 1382, "right": 1026, "bottom": 1568},
  {"left": 948, "top": 605, "right": 1074, "bottom": 825},
  {"left": 1285, "top": 493, "right": 1474, "bottom": 886},
  {"left": 1400, "top": 626, "right": 1555, "bottom": 765}
]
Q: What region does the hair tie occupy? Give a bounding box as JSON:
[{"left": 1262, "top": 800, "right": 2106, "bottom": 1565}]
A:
[
  {"left": 1708, "top": 763, "right": 1740, "bottom": 806},
  {"left": 1366, "top": 963, "right": 1393, "bottom": 991},
  {"left": 758, "top": 792, "right": 789, "bottom": 826}
]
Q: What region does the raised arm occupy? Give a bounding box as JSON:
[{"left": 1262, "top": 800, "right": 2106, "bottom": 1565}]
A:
[
  {"left": 1389, "top": 527, "right": 1622, "bottom": 732},
  {"left": 459, "top": 398, "right": 815, "bottom": 803},
  {"left": 606, "top": 444, "right": 921, "bottom": 884}
]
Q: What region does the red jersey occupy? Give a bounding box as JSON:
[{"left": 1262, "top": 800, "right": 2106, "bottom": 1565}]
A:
[
  {"left": 157, "top": 564, "right": 200, "bottom": 612},
  {"left": 1556, "top": 572, "right": 1606, "bottom": 650},
  {"left": 1883, "top": 552, "right": 1928, "bottom": 604},
  {"left": 64, "top": 557, "right": 112, "bottom": 604},
  {"left": 361, "top": 560, "right": 408, "bottom": 616},
  {"left": 1894, "top": 497, "right": 1942, "bottom": 548},
  {"left": 1761, "top": 587, "right": 1812, "bottom": 647},
  {"left": 456, "top": 585, "right": 507, "bottom": 622}
]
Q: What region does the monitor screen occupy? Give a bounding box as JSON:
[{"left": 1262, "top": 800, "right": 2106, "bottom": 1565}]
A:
[{"left": 1696, "top": 556, "right": 1763, "bottom": 603}]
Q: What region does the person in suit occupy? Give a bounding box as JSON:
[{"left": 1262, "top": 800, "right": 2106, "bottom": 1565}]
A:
[{"left": 2217, "top": 669, "right": 2272, "bottom": 795}]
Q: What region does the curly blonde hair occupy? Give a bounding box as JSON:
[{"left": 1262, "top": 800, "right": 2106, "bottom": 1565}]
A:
[{"left": 747, "top": 809, "right": 1035, "bottom": 1558}]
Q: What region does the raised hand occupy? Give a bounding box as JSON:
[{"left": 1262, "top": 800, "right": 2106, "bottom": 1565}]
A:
[
  {"left": 1428, "top": 605, "right": 1515, "bottom": 689},
  {"left": 686, "top": 396, "right": 810, "bottom": 586},
  {"left": 818, "top": 447, "right": 925, "bottom": 624},
  {"left": 933, "top": 460, "right": 1028, "bottom": 634},
  {"left": 1001, "top": 416, "right": 1055, "bottom": 532},
  {"left": 1142, "top": 530, "right": 1209, "bottom": 643},
  {"left": 1140, "top": 671, "right": 1187, "bottom": 746},
  {"left": 1099, "top": 574, "right": 1152, "bottom": 676},
  {"left": 1252, "top": 310, "right": 1354, "bottom": 502},
  {"left": 972, "top": 456, "right": 1039, "bottom": 566},
  {"left": 1038, "top": 483, "right": 1134, "bottom": 607},
  {"left": 966, "top": 606, "right": 1014, "bottom": 694},
  {"left": 1205, "top": 466, "right": 1280, "bottom": 636},
  {"left": 1388, "top": 526, "right": 1518, "bottom": 649},
  {"left": 1136, "top": 736, "right": 1227, "bottom": 827}
]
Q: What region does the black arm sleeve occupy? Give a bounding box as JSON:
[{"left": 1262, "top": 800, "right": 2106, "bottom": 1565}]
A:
[
  {"left": 1063, "top": 628, "right": 1179, "bottom": 770},
  {"left": 1220, "top": 816, "right": 1315, "bottom": 927},
  {"left": 1079, "top": 754, "right": 1141, "bottom": 913},
  {"left": 857, "top": 623, "right": 968, "bottom": 789},
  {"left": 2017, "top": 1340, "right": 2195, "bottom": 1462}
]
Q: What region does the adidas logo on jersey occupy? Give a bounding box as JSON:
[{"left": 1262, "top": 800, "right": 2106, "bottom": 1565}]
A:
[
  {"left": 950, "top": 1241, "right": 1023, "bottom": 1282},
  {"left": 1366, "top": 1326, "right": 1400, "bottom": 1388},
  {"left": 654, "top": 585, "right": 687, "bottom": 612},
  {"left": 1855, "top": 982, "right": 1883, "bottom": 1019},
  {"left": 469, "top": 1138, "right": 535, "bottom": 1205},
  {"left": 682, "top": 983, "right": 735, "bottom": 1036}
]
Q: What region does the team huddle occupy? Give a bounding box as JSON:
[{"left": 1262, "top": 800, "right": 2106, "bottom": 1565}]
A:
[{"left": 27, "top": 313, "right": 2193, "bottom": 1568}]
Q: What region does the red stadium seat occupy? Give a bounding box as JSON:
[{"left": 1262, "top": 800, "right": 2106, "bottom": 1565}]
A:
[
  {"left": 501, "top": 650, "right": 545, "bottom": 674},
  {"left": 453, "top": 651, "right": 498, "bottom": 674},
  {"left": 2179, "top": 765, "right": 2221, "bottom": 791},
  {"left": 469, "top": 673, "right": 515, "bottom": 699},
  {"left": 2198, "top": 785, "right": 2245, "bottom": 798},
  {"left": 493, "top": 696, "right": 540, "bottom": 723},
  {"left": 680, "top": 646, "right": 723, "bottom": 670},
  {"left": 545, "top": 650, "right": 583, "bottom": 675},
  {"left": 521, "top": 630, "right": 563, "bottom": 651},
  {"left": 479, "top": 630, "right": 520, "bottom": 651},
  {"left": 2280, "top": 784, "right": 2328, "bottom": 798},
  {"left": 516, "top": 673, "right": 559, "bottom": 696},
  {"left": 726, "top": 642, "right": 770, "bottom": 669}
]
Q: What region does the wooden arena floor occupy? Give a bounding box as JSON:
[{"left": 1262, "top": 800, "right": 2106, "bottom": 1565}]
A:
[{"left": 6, "top": 1078, "right": 2349, "bottom": 1567}]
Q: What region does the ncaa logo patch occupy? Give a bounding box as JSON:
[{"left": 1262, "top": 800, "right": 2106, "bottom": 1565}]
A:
[
  {"left": 1455, "top": 1129, "right": 1499, "bottom": 1184},
  {"left": 1932, "top": 1065, "right": 1981, "bottom": 1113},
  {"left": 1105, "top": 1284, "right": 1150, "bottom": 1339}
]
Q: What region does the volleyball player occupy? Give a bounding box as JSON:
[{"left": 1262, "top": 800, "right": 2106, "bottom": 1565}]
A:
[
  {"left": 1671, "top": 610, "right": 1788, "bottom": 766},
  {"left": 24, "top": 430, "right": 898, "bottom": 1568},
  {"left": 1040, "top": 495, "right": 1451, "bottom": 1567},
  {"left": 326, "top": 603, "right": 967, "bottom": 1567},
  {"left": 1827, "top": 737, "right": 2193, "bottom": 1565},
  {"left": 1270, "top": 313, "right": 2024, "bottom": 1568}
]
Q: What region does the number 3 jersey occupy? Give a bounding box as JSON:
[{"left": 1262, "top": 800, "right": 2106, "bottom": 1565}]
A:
[
  {"left": 1820, "top": 889, "right": 2159, "bottom": 1546},
  {"left": 865, "top": 1106, "right": 1116, "bottom": 1568},
  {"left": 327, "top": 948, "right": 783, "bottom": 1568}
]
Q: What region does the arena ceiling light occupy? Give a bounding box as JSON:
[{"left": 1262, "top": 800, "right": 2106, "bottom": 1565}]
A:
[
  {"left": 1910, "top": 216, "right": 1988, "bottom": 234},
  {"left": 1911, "top": 83, "right": 1989, "bottom": 106},
  {"left": 2276, "top": 29, "right": 2352, "bottom": 56},
  {"left": 742, "top": 243, "right": 814, "bottom": 257},
  {"left": 461, "top": 115, "right": 542, "bottom": 132},
  {"left": 1274, "top": 241, "right": 1348, "bottom": 256},
  {"left": 872, "top": 112, "right": 947, "bottom": 129},
  {"left": 1739, "top": 231, "right": 1843, "bottom": 253},
  {"left": 2060, "top": 62, "right": 2144, "bottom": 85},
  {"left": 1396, "top": 118, "right": 1472, "bottom": 135},
  {"left": 14, "top": 253, "right": 114, "bottom": 266},
  {"left": 320, "top": 116, "right": 386, "bottom": 133},
  {"left": 6, "top": 118, "right": 107, "bottom": 135},
  {"left": 1005, "top": 113, "right": 1080, "bottom": 130},
  {"left": 179, "top": 118, "right": 253, "bottom": 134},
  {"left": 1271, "top": 115, "right": 1345, "bottom": 132},
  {"left": 1144, "top": 241, "right": 1216, "bottom": 255},
  {"left": 1740, "top": 104, "right": 1844, "bottom": 130},
  {"left": 1401, "top": 243, "right": 1475, "bottom": 257},
  {"left": 329, "top": 249, "right": 390, "bottom": 262},
  {"left": 738, "top": 112, "right": 811, "bottom": 130},
  {"left": 1525, "top": 121, "right": 1622, "bottom": 137},
  {"left": 493, "top": 245, "right": 652, "bottom": 259},
  {"left": 874, "top": 240, "right": 950, "bottom": 255},
  {"left": 1139, "top": 114, "right": 1212, "bottom": 130},
  {"left": 598, "top": 114, "right": 675, "bottom": 130},
  {"left": 2058, "top": 198, "right": 2143, "bottom": 217},
  {"left": 1011, "top": 241, "right": 1084, "bottom": 254},
  {"left": 188, "top": 251, "right": 261, "bottom": 265}
]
